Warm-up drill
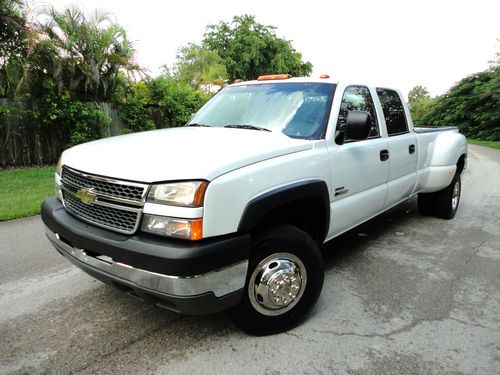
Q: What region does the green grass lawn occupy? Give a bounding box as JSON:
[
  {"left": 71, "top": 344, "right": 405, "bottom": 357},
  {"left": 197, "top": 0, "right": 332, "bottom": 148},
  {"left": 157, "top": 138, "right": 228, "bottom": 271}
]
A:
[
  {"left": 0, "top": 166, "right": 55, "bottom": 221},
  {"left": 468, "top": 140, "right": 500, "bottom": 150}
]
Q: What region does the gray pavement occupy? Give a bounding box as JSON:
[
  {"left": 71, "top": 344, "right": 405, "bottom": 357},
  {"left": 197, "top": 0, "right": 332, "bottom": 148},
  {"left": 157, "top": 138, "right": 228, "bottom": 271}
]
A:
[{"left": 0, "top": 144, "right": 499, "bottom": 374}]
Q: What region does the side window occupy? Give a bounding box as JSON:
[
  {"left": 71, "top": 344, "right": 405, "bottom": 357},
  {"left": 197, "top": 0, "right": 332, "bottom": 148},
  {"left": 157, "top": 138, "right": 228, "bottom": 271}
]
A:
[
  {"left": 376, "top": 88, "right": 408, "bottom": 136},
  {"left": 336, "top": 86, "right": 379, "bottom": 142}
]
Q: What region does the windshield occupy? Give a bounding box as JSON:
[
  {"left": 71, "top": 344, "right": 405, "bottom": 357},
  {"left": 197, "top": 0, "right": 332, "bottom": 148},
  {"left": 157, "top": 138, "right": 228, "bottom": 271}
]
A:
[{"left": 188, "top": 82, "right": 336, "bottom": 139}]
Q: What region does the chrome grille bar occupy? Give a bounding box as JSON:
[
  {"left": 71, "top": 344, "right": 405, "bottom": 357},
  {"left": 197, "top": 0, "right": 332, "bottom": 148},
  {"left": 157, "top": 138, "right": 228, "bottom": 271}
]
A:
[
  {"left": 62, "top": 166, "right": 148, "bottom": 205},
  {"left": 60, "top": 166, "right": 148, "bottom": 234}
]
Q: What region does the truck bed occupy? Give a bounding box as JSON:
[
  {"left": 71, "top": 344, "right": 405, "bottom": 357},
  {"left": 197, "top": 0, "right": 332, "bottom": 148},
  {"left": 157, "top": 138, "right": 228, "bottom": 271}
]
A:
[{"left": 414, "top": 126, "right": 458, "bottom": 134}]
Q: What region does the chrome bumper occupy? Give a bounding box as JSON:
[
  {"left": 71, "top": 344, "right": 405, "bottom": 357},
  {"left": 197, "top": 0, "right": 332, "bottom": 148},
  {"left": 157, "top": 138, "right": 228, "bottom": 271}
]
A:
[{"left": 45, "top": 228, "right": 248, "bottom": 298}]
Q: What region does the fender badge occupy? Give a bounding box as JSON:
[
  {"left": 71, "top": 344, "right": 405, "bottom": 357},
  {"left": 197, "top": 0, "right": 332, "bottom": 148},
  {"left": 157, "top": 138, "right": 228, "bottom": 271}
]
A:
[{"left": 76, "top": 188, "right": 97, "bottom": 205}]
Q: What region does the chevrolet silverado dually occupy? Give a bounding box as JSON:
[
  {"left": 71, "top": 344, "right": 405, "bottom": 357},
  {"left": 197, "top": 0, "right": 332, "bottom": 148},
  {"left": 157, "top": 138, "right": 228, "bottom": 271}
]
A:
[{"left": 42, "top": 74, "right": 467, "bottom": 335}]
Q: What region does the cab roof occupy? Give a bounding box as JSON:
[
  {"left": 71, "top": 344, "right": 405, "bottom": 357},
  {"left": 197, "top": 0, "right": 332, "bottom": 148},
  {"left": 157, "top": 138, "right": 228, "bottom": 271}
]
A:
[{"left": 229, "top": 76, "right": 398, "bottom": 92}]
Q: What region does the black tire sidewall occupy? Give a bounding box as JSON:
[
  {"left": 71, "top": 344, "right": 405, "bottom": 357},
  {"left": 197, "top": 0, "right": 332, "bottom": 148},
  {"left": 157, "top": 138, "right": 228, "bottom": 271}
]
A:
[{"left": 436, "top": 174, "right": 461, "bottom": 219}]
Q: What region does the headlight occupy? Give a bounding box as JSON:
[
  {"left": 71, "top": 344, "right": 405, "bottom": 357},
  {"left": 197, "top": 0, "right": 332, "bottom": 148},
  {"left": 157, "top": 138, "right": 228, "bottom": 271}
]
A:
[
  {"left": 142, "top": 214, "right": 203, "bottom": 240},
  {"left": 147, "top": 181, "right": 208, "bottom": 207}
]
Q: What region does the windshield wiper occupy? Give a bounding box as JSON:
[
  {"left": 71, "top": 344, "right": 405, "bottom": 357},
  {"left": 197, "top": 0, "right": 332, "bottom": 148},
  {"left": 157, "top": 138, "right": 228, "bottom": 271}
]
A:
[
  {"left": 186, "top": 123, "right": 211, "bottom": 127},
  {"left": 224, "top": 124, "right": 271, "bottom": 132}
]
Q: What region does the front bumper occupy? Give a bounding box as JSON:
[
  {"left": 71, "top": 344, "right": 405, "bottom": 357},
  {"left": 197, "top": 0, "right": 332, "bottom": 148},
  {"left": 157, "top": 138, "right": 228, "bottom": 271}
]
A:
[{"left": 42, "top": 196, "right": 251, "bottom": 314}]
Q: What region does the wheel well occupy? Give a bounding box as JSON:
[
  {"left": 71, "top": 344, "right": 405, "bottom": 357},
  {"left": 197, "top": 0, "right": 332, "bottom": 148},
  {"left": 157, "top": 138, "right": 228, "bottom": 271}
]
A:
[
  {"left": 457, "top": 154, "right": 466, "bottom": 175},
  {"left": 256, "top": 197, "right": 327, "bottom": 244}
]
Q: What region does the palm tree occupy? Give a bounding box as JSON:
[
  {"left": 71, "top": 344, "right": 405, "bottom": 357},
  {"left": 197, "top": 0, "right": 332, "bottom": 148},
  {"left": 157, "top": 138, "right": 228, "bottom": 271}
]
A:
[
  {"left": 0, "top": 0, "right": 29, "bottom": 97},
  {"left": 39, "top": 6, "right": 142, "bottom": 101}
]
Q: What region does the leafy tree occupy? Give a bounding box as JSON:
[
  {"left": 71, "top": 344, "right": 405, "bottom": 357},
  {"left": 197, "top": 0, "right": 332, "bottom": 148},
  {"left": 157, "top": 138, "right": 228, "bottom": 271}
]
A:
[
  {"left": 149, "top": 76, "right": 209, "bottom": 127},
  {"left": 408, "top": 85, "right": 430, "bottom": 105},
  {"left": 37, "top": 6, "right": 142, "bottom": 101},
  {"left": 407, "top": 85, "right": 433, "bottom": 124},
  {"left": 0, "top": 0, "right": 27, "bottom": 64},
  {"left": 118, "top": 81, "right": 155, "bottom": 132},
  {"left": 173, "top": 43, "right": 228, "bottom": 87},
  {"left": 410, "top": 96, "right": 436, "bottom": 125},
  {"left": 0, "top": 0, "right": 31, "bottom": 97},
  {"left": 419, "top": 69, "right": 500, "bottom": 140},
  {"left": 36, "top": 94, "right": 110, "bottom": 148},
  {"left": 202, "top": 15, "right": 312, "bottom": 80}
]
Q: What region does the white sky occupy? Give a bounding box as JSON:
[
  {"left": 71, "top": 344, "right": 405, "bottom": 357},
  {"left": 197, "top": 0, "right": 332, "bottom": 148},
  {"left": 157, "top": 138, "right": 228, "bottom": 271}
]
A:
[{"left": 32, "top": 0, "right": 500, "bottom": 98}]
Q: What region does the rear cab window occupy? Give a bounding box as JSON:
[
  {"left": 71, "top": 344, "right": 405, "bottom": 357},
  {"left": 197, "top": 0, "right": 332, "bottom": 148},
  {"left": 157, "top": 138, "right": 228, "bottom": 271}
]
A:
[{"left": 376, "top": 88, "right": 409, "bottom": 136}]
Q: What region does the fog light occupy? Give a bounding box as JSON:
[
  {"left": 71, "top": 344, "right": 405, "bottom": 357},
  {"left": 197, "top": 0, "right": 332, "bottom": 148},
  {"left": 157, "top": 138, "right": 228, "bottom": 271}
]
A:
[{"left": 142, "top": 214, "right": 203, "bottom": 240}]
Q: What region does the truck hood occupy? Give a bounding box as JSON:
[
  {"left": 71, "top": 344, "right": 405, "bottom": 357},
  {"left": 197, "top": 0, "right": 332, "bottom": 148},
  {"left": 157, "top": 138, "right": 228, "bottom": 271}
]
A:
[{"left": 62, "top": 127, "right": 313, "bottom": 182}]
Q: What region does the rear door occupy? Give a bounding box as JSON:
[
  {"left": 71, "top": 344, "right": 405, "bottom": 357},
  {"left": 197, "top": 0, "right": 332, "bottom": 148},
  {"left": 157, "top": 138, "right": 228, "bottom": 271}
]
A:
[
  {"left": 329, "top": 85, "right": 390, "bottom": 236},
  {"left": 376, "top": 88, "right": 418, "bottom": 207}
]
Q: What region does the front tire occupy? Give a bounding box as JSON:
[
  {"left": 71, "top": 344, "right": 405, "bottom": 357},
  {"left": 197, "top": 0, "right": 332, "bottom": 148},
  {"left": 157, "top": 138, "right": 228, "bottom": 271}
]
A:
[{"left": 229, "top": 224, "right": 324, "bottom": 336}]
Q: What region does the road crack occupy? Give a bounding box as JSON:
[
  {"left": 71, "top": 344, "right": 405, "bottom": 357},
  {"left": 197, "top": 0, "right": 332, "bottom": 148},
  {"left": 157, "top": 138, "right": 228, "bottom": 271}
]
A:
[{"left": 70, "top": 315, "right": 185, "bottom": 374}]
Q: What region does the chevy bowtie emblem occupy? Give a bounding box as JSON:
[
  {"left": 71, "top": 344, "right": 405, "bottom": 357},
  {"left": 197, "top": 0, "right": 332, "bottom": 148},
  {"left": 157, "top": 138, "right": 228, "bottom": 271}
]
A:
[{"left": 76, "top": 187, "right": 97, "bottom": 205}]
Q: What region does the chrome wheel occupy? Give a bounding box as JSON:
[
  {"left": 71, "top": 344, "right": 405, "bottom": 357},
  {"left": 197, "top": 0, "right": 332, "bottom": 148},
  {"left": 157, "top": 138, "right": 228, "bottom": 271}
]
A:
[
  {"left": 248, "top": 252, "right": 307, "bottom": 316},
  {"left": 451, "top": 180, "right": 460, "bottom": 211}
]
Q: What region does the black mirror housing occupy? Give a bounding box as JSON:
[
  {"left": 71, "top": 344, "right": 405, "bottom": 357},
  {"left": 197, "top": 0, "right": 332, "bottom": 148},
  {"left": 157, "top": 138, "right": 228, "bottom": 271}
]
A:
[{"left": 345, "top": 110, "right": 372, "bottom": 140}]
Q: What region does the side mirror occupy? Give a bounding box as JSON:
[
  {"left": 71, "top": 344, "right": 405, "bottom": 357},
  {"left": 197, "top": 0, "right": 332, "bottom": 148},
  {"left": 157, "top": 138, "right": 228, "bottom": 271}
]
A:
[{"left": 345, "top": 110, "right": 372, "bottom": 140}]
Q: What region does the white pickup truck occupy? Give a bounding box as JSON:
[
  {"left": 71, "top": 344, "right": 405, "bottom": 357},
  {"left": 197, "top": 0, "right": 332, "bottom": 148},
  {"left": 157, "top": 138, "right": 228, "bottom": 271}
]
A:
[{"left": 42, "top": 75, "right": 467, "bottom": 335}]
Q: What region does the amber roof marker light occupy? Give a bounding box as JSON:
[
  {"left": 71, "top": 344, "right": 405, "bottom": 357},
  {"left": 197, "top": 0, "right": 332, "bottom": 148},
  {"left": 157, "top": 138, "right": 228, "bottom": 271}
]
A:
[
  {"left": 257, "top": 74, "right": 292, "bottom": 81},
  {"left": 233, "top": 79, "right": 243, "bottom": 83},
  {"left": 320, "top": 74, "right": 330, "bottom": 79}
]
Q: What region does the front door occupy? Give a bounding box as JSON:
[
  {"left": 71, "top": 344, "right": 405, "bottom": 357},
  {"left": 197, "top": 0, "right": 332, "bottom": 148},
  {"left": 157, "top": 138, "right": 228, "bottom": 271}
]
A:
[{"left": 328, "top": 85, "right": 390, "bottom": 237}]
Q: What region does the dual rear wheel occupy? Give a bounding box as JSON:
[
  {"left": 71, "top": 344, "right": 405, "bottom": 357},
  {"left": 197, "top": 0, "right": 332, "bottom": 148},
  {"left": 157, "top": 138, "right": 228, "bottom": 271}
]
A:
[{"left": 418, "top": 173, "right": 461, "bottom": 219}]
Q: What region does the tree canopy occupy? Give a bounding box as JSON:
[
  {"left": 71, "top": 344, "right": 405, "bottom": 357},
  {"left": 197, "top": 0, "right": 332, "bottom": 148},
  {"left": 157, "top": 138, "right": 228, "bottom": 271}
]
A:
[
  {"left": 0, "top": 0, "right": 31, "bottom": 97},
  {"left": 411, "top": 68, "right": 500, "bottom": 140},
  {"left": 0, "top": 4, "right": 142, "bottom": 101},
  {"left": 172, "top": 43, "right": 228, "bottom": 87},
  {"left": 37, "top": 6, "right": 141, "bottom": 101},
  {"left": 408, "top": 85, "right": 430, "bottom": 105},
  {"left": 202, "top": 15, "right": 312, "bottom": 81}
]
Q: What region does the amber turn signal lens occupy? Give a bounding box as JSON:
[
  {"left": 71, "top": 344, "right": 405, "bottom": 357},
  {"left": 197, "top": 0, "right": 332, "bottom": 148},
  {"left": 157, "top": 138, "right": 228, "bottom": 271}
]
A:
[
  {"left": 194, "top": 181, "right": 208, "bottom": 207},
  {"left": 190, "top": 218, "right": 203, "bottom": 240}
]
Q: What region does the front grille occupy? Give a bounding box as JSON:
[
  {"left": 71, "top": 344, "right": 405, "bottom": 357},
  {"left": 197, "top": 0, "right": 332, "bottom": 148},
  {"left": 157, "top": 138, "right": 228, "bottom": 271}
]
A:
[
  {"left": 60, "top": 167, "right": 148, "bottom": 234},
  {"left": 62, "top": 167, "right": 145, "bottom": 202},
  {"left": 63, "top": 191, "right": 140, "bottom": 233}
]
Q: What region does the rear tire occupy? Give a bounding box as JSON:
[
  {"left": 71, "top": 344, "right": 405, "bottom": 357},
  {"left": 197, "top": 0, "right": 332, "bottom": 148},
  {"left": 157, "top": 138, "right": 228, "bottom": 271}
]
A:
[
  {"left": 435, "top": 174, "right": 461, "bottom": 219},
  {"left": 417, "top": 174, "right": 461, "bottom": 219},
  {"left": 229, "top": 224, "right": 324, "bottom": 336}
]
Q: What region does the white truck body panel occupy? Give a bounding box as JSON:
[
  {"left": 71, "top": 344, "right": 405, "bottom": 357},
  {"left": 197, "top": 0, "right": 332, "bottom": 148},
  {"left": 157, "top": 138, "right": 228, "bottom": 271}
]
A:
[
  {"left": 61, "top": 126, "right": 312, "bottom": 182},
  {"left": 203, "top": 141, "right": 331, "bottom": 237},
  {"left": 58, "top": 78, "right": 467, "bottom": 241}
]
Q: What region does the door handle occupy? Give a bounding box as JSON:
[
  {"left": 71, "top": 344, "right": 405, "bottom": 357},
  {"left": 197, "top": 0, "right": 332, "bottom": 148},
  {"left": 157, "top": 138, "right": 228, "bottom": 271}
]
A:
[
  {"left": 409, "top": 144, "right": 416, "bottom": 154},
  {"left": 380, "top": 149, "right": 389, "bottom": 161}
]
